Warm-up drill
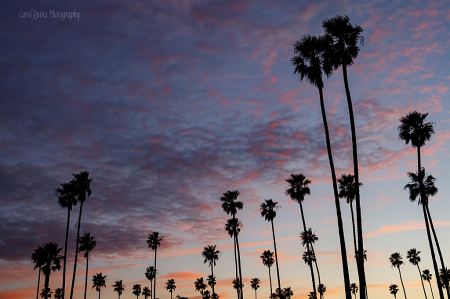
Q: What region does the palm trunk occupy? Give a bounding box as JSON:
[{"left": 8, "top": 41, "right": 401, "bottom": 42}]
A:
[
  {"left": 171, "top": 291, "right": 173, "bottom": 299},
  {"left": 398, "top": 268, "right": 407, "bottom": 299},
  {"left": 235, "top": 233, "right": 244, "bottom": 299},
  {"left": 318, "top": 85, "right": 352, "bottom": 299},
  {"left": 255, "top": 289, "right": 257, "bottom": 299},
  {"left": 417, "top": 264, "right": 428, "bottom": 299},
  {"left": 268, "top": 266, "right": 273, "bottom": 295},
  {"left": 44, "top": 272, "right": 50, "bottom": 299},
  {"left": 418, "top": 147, "right": 445, "bottom": 299},
  {"left": 62, "top": 208, "right": 71, "bottom": 299},
  {"left": 308, "top": 258, "right": 317, "bottom": 299},
  {"left": 342, "top": 64, "right": 367, "bottom": 299},
  {"left": 350, "top": 201, "right": 358, "bottom": 262},
  {"left": 70, "top": 201, "right": 84, "bottom": 299},
  {"left": 298, "top": 201, "right": 316, "bottom": 298},
  {"left": 234, "top": 237, "right": 240, "bottom": 299},
  {"left": 84, "top": 252, "right": 89, "bottom": 299},
  {"left": 310, "top": 243, "right": 322, "bottom": 299},
  {"left": 36, "top": 268, "right": 41, "bottom": 299},
  {"left": 99, "top": 288, "right": 101, "bottom": 299},
  {"left": 270, "top": 220, "right": 281, "bottom": 293},
  {"left": 211, "top": 264, "right": 215, "bottom": 296},
  {"left": 429, "top": 281, "right": 435, "bottom": 299},
  {"left": 154, "top": 249, "right": 157, "bottom": 299}
]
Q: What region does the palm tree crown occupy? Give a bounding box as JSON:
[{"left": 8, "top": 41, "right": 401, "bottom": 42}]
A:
[
  {"left": 224, "top": 218, "right": 242, "bottom": 238},
  {"left": 404, "top": 168, "right": 438, "bottom": 205},
  {"left": 389, "top": 284, "right": 399, "bottom": 297},
  {"left": 337, "top": 174, "right": 362, "bottom": 204},
  {"left": 143, "top": 287, "right": 151, "bottom": 299},
  {"left": 422, "top": 269, "right": 433, "bottom": 282},
  {"left": 147, "top": 232, "right": 163, "bottom": 250},
  {"left": 250, "top": 278, "right": 260, "bottom": 291},
  {"left": 260, "top": 199, "right": 279, "bottom": 222},
  {"left": 407, "top": 248, "right": 421, "bottom": 265},
  {"left": 78, "top": 232, "right": 96, "bottom": 257},
  {"left": 202, "top": 245, "right": 220, "bottom": 267},
  {"left": 220, "top": 190, "right": 244, "bottom": 217},
  {"left": 300, "top": 228, "right": 318, "bottom": 247},
  {"left": 195, "top": 278, "right": 207, "bottom": 295},
  {"left": 166, "top": 279, "right": 176, "bottom": 295},
  {"left": 398, "top": 111, "right": 435, "bottom": 148},
  {"left": 390, "top": 253, "right": 404, "bottom": 269},
  {"left": 112, "top": 280, "right": 125, "bottom": 298},
  {"left": 92, "top": 272, "right": 106, "bottom": 292},
  {"left": 132, "top": 284, "right": 142, "bottom": 298},
  {"left": 285, "top": 174, "right": 311, "bottom": 203},
  {"left": 261, "top": 250, "right": 274, "bottom": 267}
]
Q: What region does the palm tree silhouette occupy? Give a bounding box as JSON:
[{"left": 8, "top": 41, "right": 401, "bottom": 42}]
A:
[
  {"left": 390, "top": 253, "right": 407, "bottom": 299},
  {"left": 292, "top": 32, "right": 351, "bottom": 299},
  {"left": 54, "top": 288, "right": 63, "bottom": 299},
  {"left": 260, "top": 199, "right": 282, "bottom": 293},
  {"left": 133, "top": 284, "right": 142, "bottom": 299},
  {"left": 203, "top": 290, "right": 211, "bottom": 299},
  {"left": 407, "top": 248, "right": 427, "bottom": 299},
  {"left": 300, "top": 229, "right": 323, "bottom": 298},
  {"left": 322, "top": 16, "right": 366, "bottom": 296},
  {"left": 69, "top": 171, "right": 93, "bottom": 299},
  {"left": 422, "top": 270, "right": 435, "bottom": 299},
  {"left": 308, "top": 292, "right": 316, "bottom": 299},
  {"left": 261, "top": 250, "right": 275, "bottom": 295},
  {"left": 147, "top": 231, "right": 163, "bottom": 299},
  {"left": 202, "top": 245, "right": 220, "bottom": 296},
  {"left": 220, "top": 190, "right": 244, "bottom": 298},
  {"left": 302, "top": 249, "right": 318, "bottom": 296},
  {"left": 283, "top": 287, "right": 293, "bottom": 299},
  {"left": 224, "top": 217, "right": 243, "bottom": 299},
  {"left": 398, "top": 111, "right": 446, "bottom": 299},
  {"left": 41, "top": 242, "right": 63, "bottom": 299},
  {"left": 92, "top": 273, "right": 106, "bottom": 299},
  {"left": 195, "top": 277, "right": 208, "bottom": 297},
  {"left": 233, "top": 279, "right": 244, "bottom": 296},
  {"left": 55, "top": 181, "right": 77, "bottom": 299},
  {"left": 389, "top": 284, "right": 399, "bottom": 299},
  {"left": 32, "top": 245, "right": 46, "bottom": 299},
  {"left": 145, "top": 266, "right": 157, "bottom": 299},
  {"left": 440, "top": 268, "right": 450, "bottom": 291},
  {"left": 317, "top": 284, "right": 326, "bottom": 299},
  {"left": 165, "top": 279, "right": 176, "bottom": 299},
  {"left": 250, "top": 278, "right": 260, "bottom": 299},
  {"left": 207, "top": 275, "right": 216, "bottom": 294},
  {"left": 350, "top": 283, "right": 358, "bottom": 299},
  {"left": 143, "top": 287, "right": 151, "bottom": 299},
  {"left": 112, "top": 280, "right": 125, "bottom": 299},
  {"left": 78, "top": 232, "right": 96, "bottom": 299}
]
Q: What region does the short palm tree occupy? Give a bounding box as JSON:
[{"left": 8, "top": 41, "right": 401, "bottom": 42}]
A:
[
  {"left": 317, "top": 284, "right": 326, "bottom": 299},
  {"left": 261, "top": 250, "right": 275, "bottom": 295},
  {"left": 207, "top": 275, "right": 216, "bottom": 295},
  {"left": 143, "top": 287, "right": 151, "bottom": 299},
  {"left": 202, "top": 245, "right": 220, "bottom": 296},
  {"left": 145, "top": 266, "right": 156, "bottom": 299},
  {"left": 233, "top": 279, "right": 244, "bottom": 296},
  {"left": 250, "top": 278, "right": 260, "bottom": 299},
  {"left": 69, "top": 171, "right": 93, "bottom": 299},
  {"left": 32, "top": 245, "right": 46, "bottom": 299},
  {"left": 78, "top": 232, "right": 96, "bottom": 299},
  {"left": 283, "top": 287, "right": 293, "bottom": 299},
  {"left": 54, "top": 288, "right": 63, "bottom": 299},
  {"left": 302, "top": 249, "right": 317, "bottom": 296},
  {"left": 440, "top": 268, "right": 450, "bottom": 290},
  {"left": 41, "top": 242, "right": 63, "bottom": 299},
  {"left": 147, "top": 232, "right": 163, "bottom": 299},
  {"left": 195, "top": 277, "right": 208, "bottom": 296},
  {"left": 390, "top": 253, "right": 407, "bottom": 299},
  {"left": 350, "top": 283, "right": 358, "bottom": 299},
  {"left": 260, "top": 199, "right": 282, "bottom": 292},
  {"left": 92, "top": 273, "right": 106, "bottom": 299},
  {"left": 300, "top": 229, "right": 323, "bottom": 298},
  {"left": 389, "top": 284, "right": 399, "bottom": 299},
  {"left": 112, "top": 280, "right": 125, "bottom": 299},
  {"left": 225, "top": 217, "right": 243, "bottom": 299},
  {"left": 308, "top": 292, "right": 316, "bottom": 299},
  {"left": 203, "top": 290, "right": 211, "bottom": 299},
  {"left": 133, "top": 284, "right": 142, "bottom": 299},
  {"left": 422, "top": 270, "right": 435, "bottom": 299},
  {"left": 165, "top": 279, "right": 176, "bottom": 299},
  {"left": 407, "top": 248, "right": 427, "bottom": 299},
  {"left": 292, "top": 33, "right": 351, "bottom": 299}
]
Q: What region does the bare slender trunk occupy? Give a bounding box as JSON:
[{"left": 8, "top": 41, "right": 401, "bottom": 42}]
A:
[
  {"left": 429, "top": 281, "right": 435, "bottom": 299},
  {"left": 234, "top": 237, "right": 240, "bottom": 299},
  {"left": 268, "top": 266, "right": 273, "bottom": 295},
  {"left": 398, "top": 268, "right": 407, "bottom": 299},
  {"left": 84, "top": 252, "right": 89, "bottom": 299},
  {"left": 62, "top": 208, "right": 70, "bottom": 299},
  {"left": 299, "top": 201, "right": 316, "bottom": 298},
  {"left": 235, "top": 231, "right": 244, "bottom": 299},
  {"left": 36, "top": 268, "right": 41, "bottom": 299},
  {"left": 211, "top": 264, "right": 215, "bottom": 296},
  {"left": 154, "top": 249, "right": 157, "bottom": 299},
  {"left": 271, "top": 220, "right": 281, "bottom": 292},
  {"left": 417, "top": 264, "right": 428, "bottom": 299},
  {"left": 70, "top": 201, "right": 84, "bottom": 299},
  {"left": 310, "top": 243, "right": 322, "bottom": 299}
]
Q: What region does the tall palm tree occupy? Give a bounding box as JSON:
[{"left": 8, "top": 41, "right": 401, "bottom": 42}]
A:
[
  {"left": 350, "top": 283, "right": 358, "bottom": 299},
  {"left": 147, "top": 231, "right": 163, "bottom": 299},
  {"left": 225, "top": 217, "right": 243, "bottom": 299},
  {"left": 300, "top": 229, "right": 323, "bottom": 298},
  {"left": 202, "top": 245, "right": 220, "bottom": 296},
  {"left": 32, "top": 245, "right": 46, "bottom": 299},
  {"left": 260, "top": 199, "right": 282, "bottom": 292},
  {"left": 220, "top": 190, "right": 244, "bottom": 298},
  {"left": 303, "top": 249, "right": 317, "bottom": 297},
  {"left": 292, "top": 32, "right": 352, "bottom": 299},
  {"left": 143, "top": 287, "right": 151, "bottom": 299},
  {"left": 389, "top": 285, "right": 399, "bottom": 299},
  {"left": 133, "top": 284, "right": 142, "bottom": 299},
  {"left": 41, "top": 242, "right": 63, "bottom": 299},
  {"left": 261, "top": 250, "right": 274, "bottom": 295},
  {"left": 407, "top": 248, "right": 427, "bottom": 299},
  {"left": 250, "top": 278, "right": 260, "bottom": 299},
  {"left": 55, "top": 181, "right": 77, "bottom": 299},
  {"left": 92, "top": 273, "right": 106, "bottom": 299},
  {"left": 195, "top": 277, "right": 208, "bottom": 297},
  {"left": 422, "top": 270, "right": 435, "bottom": 299},
  {"left": 322, "top": 16, "right": 366, "bottom": 297},
  {"left": 78, "top": 232, "right": 96, "bottom": 299},
  {"left": 69, "top": 171, "right": 93, "bottom": 299},
  {"left": 390, "top": 253, "right": 407, "bottom": 299},
  {"left": 283, "top": 287, "right": 293, "bottom": 299},
  {"left": 398, "top": 111, "right": 446, "bottom": 299},
  {"left": 166, "top": 279, "right": 176, "bottom": 299},
  {"left": 112, "top": 280, "right": 125, "bottom": 299},
  {"left": 145, "top": 266, "right": 157, "bottom": 299}
]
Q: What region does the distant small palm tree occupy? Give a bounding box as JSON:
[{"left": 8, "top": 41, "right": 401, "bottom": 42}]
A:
[
  {"left": 143, "top": 287, "right": 151, "bottom": 299},
  {"left": 40, "top": 287, "right": 52, "bottom": 299},
  {"left": 32, "top": 245, "right": 46, "bottom": 299},
  {"left": 112, "top": 280, "right": 125, "bottom": 299},
  {"left": 422, "top": 270, "right": 435, "bottom": 299},
  {"left": 207, "top": 275, "right": 216, "bottom": 293},
  {"left": 225, "top": 217, "right": 243, "bottom": 299},
  {"left": 203, "top": 290, "right": 211, "bottom": 299},
  {"left": 390, "top": 253, "right": 407, "bottom": 299},
  {"left": 407, "top": 248, "right": 427, "bottom": 299},
  {"left": 54, "top": 288, "right": 63, "bottom": 299},
  {"left": 389, "top": 284, "right": 399, "bottom": 299},
  {"left": 78, "top": 232, "right": 96, "bottom": 299},
  {"left": 165, "top": 279, "right": 176, "bottom": 299},
  {"left": 307, "top": 291, "right": 316, "bottom": 299},
  {"left": 145, "top": 266, "right": 157, "bottom": 299},
  {"left": 439, "top": 268, "right": 450, "bottom": 290},
  {"left": 132, "top": 284, "right": 142, "bottom": 299},
  {"left": 302, "top": 249, "right": 317, "bottom": 298},
  {"left": 350, "top": 283, "right": 358, "bottom": 299},
  {"left": 202, "top": 245, "right": 220, "bottom": 296},
  {"left": 283, "top": 287, "right": 293, "bottom": 299},
  {"left": 300, "top": 228, "right": 323, "bottom": 298},
  {"left": 233, "top": 279, "right": 244, "bottom": 294},
  {"left": 261, "top": 250, "right": 275, "bottom": 295},
  {"left": 147, "top": 232, "right": 163, "bottom": 299},
  {"left": 92, "top": 273, "right": 106, "bottom": 299},
  {"left": 41, "top": 242, "right": 63, "bottom": 299},
  {"left": 250, "top": 278, "right": 260, "bottom": 299},
  {"left": 317, "top": 284, "right": 326, "bottom": 299}
]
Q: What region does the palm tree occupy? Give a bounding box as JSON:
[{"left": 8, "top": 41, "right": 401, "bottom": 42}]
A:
[
  {"left": 390, "top": 253, "right": 407, "bottom": 299},
  {"left": 92, "top": 273, "right": 106, "bottom": 299},
  {"left": 202, "top": 245, "right": 220, "bottom": 296},
  {"left": 440, "top": 268, "right": 450, "bottom": 290},
  {"left": 350, "top": 283, "right": 358, "bottom": 299},
  {"left": 300, "top": 228, "right": 323, "bottom": 298},
  {"left": 203, "top": 290, "right": 212, "bottom": 299},
  {"left": 143, "top": 287, "right": 151, "bottom": 299},
  {"left": 32, "top": 245, "right": 46, "bottom": 299},
  {"left": 112, "top": 280, "right": 125, "bottom": 299},
  {"left": 55, "top": 181, "right": 77, "bottom": 299},
  {"left": 292, "top": 32, "right": 351, "bottom": 299},
  {"left": 423, "top": 270, "right": 435, "bottom": 299},
  {"left": 322, "top": 16, "right": 366, "bottom": 297},
  {"left": 78, "top": 232, "right": 96, "bottom": 299},
  {"left": 389, "top": 284, "right": 399, "bottom": 299},
  {"left": 283, "top": 287, "right": 293, "bottom": 299},
  {"left": 147, "top": 231, "right": 163, "bottom": 299},
  {"left": 220, "top": 190, "right": 244, "bottom": 298},
  {"left": 318, "top": 284, "right": 326, "bottom": 299},
  {"left": 41, "top": 242, "right": 63, "bottom": 299},
  {"left": 260, "top": 199, "right": 282, "bottom": 292},
  {"left": 407, "top": 248, "right": 427, "bottom": 299},
  {"left": 398, "top": 111, "right": 446, "bottom": 299},
  {"left": 308, "top": 292, "right": 316, "bottom": 299},
  {"left": 133, "top": 284, "right": 142, "bottom": 299},
  {"left": 303, "top": 249, "right": 317, "bottom": 296},
  {"left": 69, "top": 171, "right": 93, "bottom": 299},
  {"left": 165, "top": 279, "right": 176, "bottom": 299},
  {"left": 225, "top": 217, "right": 243, "bottom": 299},
  {"left": 233, "top": 279, "right": 244, "bottom": 296},
  {"left": 250, "top": 278, "right": 260, "bottom": 299},
  {"left": 195, "top": 277, "right": 208, "bottom": 296},
  {"left": 54, "top": 288, "right": 63, "bottom": 299},
  {"left": 40, "top": 288, "right": 52, "bottom": 299},
  {"left": 261, "top": 250, "right": 275, "bottom": 295},
  {"left": 145, "top": 266, "right": 157, "bottom": 299},
  {"left": 207, "top": 274, "right": 216, "bottom": 292}
]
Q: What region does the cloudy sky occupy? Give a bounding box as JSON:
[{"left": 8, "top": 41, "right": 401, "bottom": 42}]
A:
[{"left": 1, "top": 0, "right": 450, "bottom": 299}]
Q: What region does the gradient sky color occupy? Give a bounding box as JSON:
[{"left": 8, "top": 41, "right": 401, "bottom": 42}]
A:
[{"left": 1, "top": 1, "right": 450, "bottom": 299}]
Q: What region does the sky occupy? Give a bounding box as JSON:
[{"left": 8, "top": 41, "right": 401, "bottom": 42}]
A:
[{"left": 1, "top": 0, "right": 450, "bottom": 299}]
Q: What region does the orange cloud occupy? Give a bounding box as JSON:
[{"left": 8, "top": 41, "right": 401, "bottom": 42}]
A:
[{"left": 365, "top": 220, "right": 450, "bottom": 238}]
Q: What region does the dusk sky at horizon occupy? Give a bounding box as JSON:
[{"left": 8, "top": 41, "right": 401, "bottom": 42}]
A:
[{"left": 1, "top": 1, "right": 450, "bottom": 299}]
